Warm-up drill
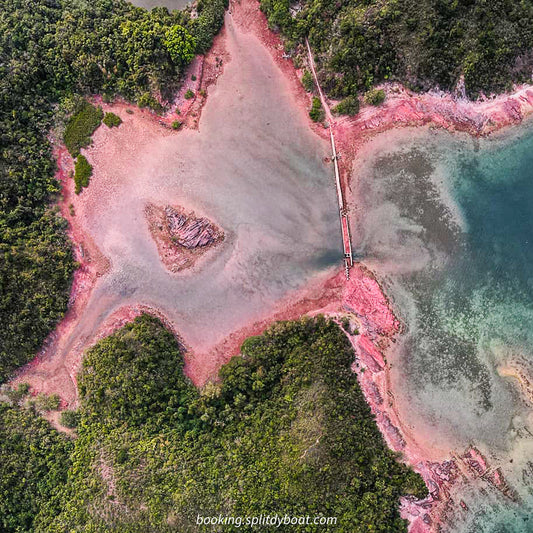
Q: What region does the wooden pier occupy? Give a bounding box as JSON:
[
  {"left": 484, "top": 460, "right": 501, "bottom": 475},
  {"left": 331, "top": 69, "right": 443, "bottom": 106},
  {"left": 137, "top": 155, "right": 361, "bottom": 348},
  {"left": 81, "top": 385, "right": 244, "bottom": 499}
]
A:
[
  {"left": 306, "top": 38, "right": 354, "bottom": 278},
  {"left": 330, "top": 129, "right": 353, "bottom": 277}
]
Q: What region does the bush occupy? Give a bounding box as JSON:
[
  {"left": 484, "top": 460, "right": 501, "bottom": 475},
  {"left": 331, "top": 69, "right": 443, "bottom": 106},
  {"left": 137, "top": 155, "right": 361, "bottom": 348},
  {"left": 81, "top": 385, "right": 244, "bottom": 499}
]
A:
[
  {"left": 63, "top": 101, "right": 103, "bottom": 157},
  {"left": 34, "top": 393, "right": 61, "bottom": 411},
  {"left": 59, "top": 410, "right": 80, "bottom": 429},
  {"left": 364, "top": 88, "right": 386, "bottom": 106},
  {"left": 137, "top": 92, "right": 162, "bottom": 111},
  {"left": 309, "top": 96, "right": 324, "bottom": 122},
  {"left": 171, "top": 120, "right": 183, "bottom": 130},
  {"left": 74, "top": 155, "right": 92, "bottom": 194},
  {"left": 184, "top": 89, "right": 195, "bottom": 99},
  {"left": 334, "top": 95, "right": 360, "bottom": 116},
  {"left": 301, "top": 70, "right": 314, "bottom": 92},
  {"left": 102, "top": 112, "right": 122, "bottom": 128},
  {"left": 6, "top": 382, "right": 30, "bottom": 404}
]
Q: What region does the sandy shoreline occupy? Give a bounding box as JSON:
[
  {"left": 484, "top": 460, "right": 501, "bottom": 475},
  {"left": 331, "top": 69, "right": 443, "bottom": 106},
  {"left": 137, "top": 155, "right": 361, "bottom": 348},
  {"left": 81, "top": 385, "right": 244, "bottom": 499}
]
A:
[{"left": 9, "top": 0, "right": 533, "bottom": 530}]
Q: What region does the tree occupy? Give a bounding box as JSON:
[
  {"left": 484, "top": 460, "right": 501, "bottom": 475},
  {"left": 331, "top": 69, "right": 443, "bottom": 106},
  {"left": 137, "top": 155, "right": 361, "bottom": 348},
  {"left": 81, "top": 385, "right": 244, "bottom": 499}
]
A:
[{"left": 164, "top": 25, "right": 197, "bottom": 65}]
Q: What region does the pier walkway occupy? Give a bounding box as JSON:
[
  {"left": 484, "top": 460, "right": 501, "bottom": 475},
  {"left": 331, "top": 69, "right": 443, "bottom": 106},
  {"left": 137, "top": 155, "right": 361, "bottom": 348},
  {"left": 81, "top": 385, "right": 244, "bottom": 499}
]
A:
[{"left": 306, "top": 39, "right": 353, "bottom": 277}]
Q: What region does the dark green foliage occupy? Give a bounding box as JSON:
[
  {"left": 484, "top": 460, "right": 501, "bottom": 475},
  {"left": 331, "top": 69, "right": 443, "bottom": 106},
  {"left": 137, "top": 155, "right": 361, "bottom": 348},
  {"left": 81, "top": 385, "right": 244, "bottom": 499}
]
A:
[
  {"left": 0, "top": 212, "right": 74, "bottom": 383},
  {"left": 301, "top": 70, "right": 314, "bottom": 92},
  {"left": 260, "top": 0, "right": 533, "bottom": 98},
  {"left": 184, "top": 89, "right": 195, "bottom": 99},
  {"left": 102, "top": 112, "right": 122, "bottom": 127},
  {"left": 334, "top": 95, "right": 360, "bottom": 116},
  {"left": 364, "top": 89, "right": 386, "bottom": 106},
  {"left": 31, "top": 315, "right": 425, "bottom": 532},
  {"left": 172, "top": 120, "right": 183, "bottom": 130},
  {"left": 73, "top": 155, "right": 92, "bottom": 194},
  {"left": 0, "top": 403, "right": 72, "bottom": 533},
  {"left": 0, "top": 0, "right": 226, "bottom": 383},
  {"left": 59, "top": 410, "right": 80, "bottom": 429},
  {"left": 78, "top": 315, "right": 196, "bottom": 429},
  {"left": 63, "top": 101, "right": 103, "bottom": 156},
  {"left": 309, "top": 95, "right": 324, "bottom": 122}
]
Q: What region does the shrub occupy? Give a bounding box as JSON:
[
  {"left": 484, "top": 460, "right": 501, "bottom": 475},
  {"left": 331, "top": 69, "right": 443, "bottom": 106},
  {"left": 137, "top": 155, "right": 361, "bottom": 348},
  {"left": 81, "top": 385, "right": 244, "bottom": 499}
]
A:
[
  {"left": 334, "top": 95, "right": 360, "bottom": 116},
  {"left": 63, "top": 101, "right": 103, "bottom": 156},
  {"left": 364, "top": 88, "right": 386, "bottom": 106},
  {"left": 309, "top": 96, "right": 324, "bottom": 122},
  {"left": 191, "top": 74, "right": 197, "bottom": 81},
  {"left": 6, "top": 382, "right": 30, "bottom": 404},
  {"left": 137, "top": 92, "right": 162, "bottom": 111},
  {"left": 301, "top": 70, "right": 314, "bottom": 92},
  {"left": 184, "top": 89, "right": 195, "bottom": 99},
  {"left": 103, "top": 112, "right": 122, "bottom": 128},
  {"left": 34, "top": 393, "right": 61, "bottom": 411},
  {"left": 171, "top": 120, "right": 183, "bottom": 130},
  {"left": 74, "top": 155, "right": 92, "bottom": 194},
  {"left": 60, "top": 410, "right": 80, "bottom": 428}
]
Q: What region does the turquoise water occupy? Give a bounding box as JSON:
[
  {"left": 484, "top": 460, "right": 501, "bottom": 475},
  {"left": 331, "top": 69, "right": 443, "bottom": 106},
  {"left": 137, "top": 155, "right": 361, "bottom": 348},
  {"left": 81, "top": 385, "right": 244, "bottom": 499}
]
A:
[{"left": 352, "top": 126, "right": 533, "bottom": 532}]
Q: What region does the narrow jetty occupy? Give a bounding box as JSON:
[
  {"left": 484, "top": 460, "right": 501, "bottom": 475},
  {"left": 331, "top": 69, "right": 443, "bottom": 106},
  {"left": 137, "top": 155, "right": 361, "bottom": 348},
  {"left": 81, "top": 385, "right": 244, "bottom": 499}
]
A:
[{"left": 306, "top": 39, "right": 353, "bottom": 278}]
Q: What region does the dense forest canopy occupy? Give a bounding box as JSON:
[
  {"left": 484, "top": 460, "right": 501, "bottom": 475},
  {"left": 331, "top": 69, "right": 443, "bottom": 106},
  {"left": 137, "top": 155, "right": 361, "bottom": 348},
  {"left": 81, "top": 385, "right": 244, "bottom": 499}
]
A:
[
  {"left": 0, "top": 315, "right": 426, "bottom": 532},
  {"left": 0, "top": 0, "right": 226, "bottom": 383},
  {"left": 260, "top": 0, "right": 533, "bottom": 98}
]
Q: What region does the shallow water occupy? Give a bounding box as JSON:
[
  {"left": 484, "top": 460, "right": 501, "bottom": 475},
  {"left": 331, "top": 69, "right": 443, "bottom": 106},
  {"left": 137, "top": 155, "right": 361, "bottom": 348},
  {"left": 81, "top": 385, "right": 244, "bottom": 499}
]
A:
[
  {"left": 63, "top": 15, "right": 339, "bottom": 375},
  {"left": 352, "top": 126, "right": 533, "bottom": 531}
]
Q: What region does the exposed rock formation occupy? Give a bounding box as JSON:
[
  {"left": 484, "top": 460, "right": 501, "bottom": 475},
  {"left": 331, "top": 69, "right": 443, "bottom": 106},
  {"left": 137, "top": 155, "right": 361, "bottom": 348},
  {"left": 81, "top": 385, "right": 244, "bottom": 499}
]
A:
[
  {"left": 146, "top": 203, "right": 224, "bottom": 273},
  {"left": 165, "top": 206, "right": 221, "bottom": 249}
]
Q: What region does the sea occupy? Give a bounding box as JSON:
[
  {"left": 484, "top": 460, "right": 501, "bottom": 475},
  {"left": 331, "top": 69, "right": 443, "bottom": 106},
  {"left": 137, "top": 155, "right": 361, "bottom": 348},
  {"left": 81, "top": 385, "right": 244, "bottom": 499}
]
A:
[{"left": 352, "top": 125, "right": 533, "bottom": 532}]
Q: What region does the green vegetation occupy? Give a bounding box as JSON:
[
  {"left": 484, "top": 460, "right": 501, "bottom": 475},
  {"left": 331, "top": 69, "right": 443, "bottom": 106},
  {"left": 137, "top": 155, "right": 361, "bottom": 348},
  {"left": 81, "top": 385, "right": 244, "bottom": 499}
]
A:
[
  {"left": 309, "top": 95, "right": 324, "bottom": 122},
  {"left": 59, "top": 410, "right": 80, "bottom": 429},
  {"left": 364, "top": 89, "right": 386, "bottom": 106},
  {"left": 172, "top": 120, "right": 183, "bottom": 130},
  {"left": 77, "top": 315, "right": 196, "bottom": 430},
  {"left": 301, "top": 70, "right": 314, "bottom": 92},
  {"left": 33, "top": 393, "right": 61, "bottom": 412},
  {"left": 260, "top": 0, "right": 533, "bottom": 98},
  {"left": 0, "top": 315, "right": 425, "bottom": 531},
  {"left": 0, "top": 403, "right": 72, "bottom": 533},
  {"left": 103, "top": 111, "right": 122, "bottom": 127},
  {"left": 73, "top": 155, "right": 92, "bottom": 194},
  {"left": 0, "top": 0, "right": 227, "bottom": 383},
  {"left": 164, "top": 25, "right": 196, "bottom": 65},
  {"left": 334, "top": 95, "right": 360, "bottom": 116},
  {"left": 184, "top": 89, "right": 195, "bottom": 99},
  {"left": 63, "top": 101, "right": 103, "bottom": 156}
]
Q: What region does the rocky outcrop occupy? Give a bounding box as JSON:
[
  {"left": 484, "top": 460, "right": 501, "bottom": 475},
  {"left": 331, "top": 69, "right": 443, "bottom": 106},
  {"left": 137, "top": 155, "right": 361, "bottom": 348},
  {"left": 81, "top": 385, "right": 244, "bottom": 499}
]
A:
[
  {"left": 146, "top": 203, "right": 224, "bottom": 273},
  {"left": 165, "top": 206, "right": 221, "bottom": 249}
]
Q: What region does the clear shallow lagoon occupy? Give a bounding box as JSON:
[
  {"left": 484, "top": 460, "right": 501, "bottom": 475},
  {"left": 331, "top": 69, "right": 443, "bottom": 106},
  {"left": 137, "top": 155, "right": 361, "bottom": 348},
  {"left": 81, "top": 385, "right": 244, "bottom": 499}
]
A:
[
  {"left": 53, "top": 16, "right": 339, "bottom": 385},
  {"left": 353, "top": 126, "right": 533, "bottom": 531}
]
